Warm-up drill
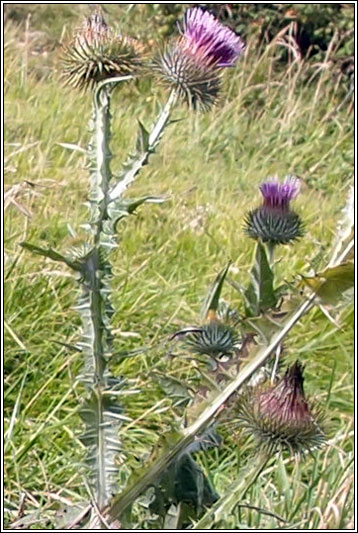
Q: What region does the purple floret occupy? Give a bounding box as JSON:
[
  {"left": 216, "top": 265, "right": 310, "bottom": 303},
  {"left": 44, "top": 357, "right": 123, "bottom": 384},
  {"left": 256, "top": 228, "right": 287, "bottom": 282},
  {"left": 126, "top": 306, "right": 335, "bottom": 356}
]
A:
[
  {"left": 179, "top": 7, "right": 244, "bottom": 67},
  {"left": 260, "top": 176, "right": 300, "bottom": 210}
]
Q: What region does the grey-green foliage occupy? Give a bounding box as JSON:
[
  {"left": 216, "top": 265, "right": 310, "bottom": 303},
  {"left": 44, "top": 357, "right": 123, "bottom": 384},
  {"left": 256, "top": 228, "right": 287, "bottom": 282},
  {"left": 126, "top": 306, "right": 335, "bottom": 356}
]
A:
[
  {"left": 80, "top": 381, "right": 126, "bottom": 504},
  {"left": 200, "top": 261, "right": 232, "bottom": 322},
  {"left": 18, "top": 73, "right": 174, "bottom": 516},
  {"left": 72, "top": 77, "right": 173, "bottom": 512}
]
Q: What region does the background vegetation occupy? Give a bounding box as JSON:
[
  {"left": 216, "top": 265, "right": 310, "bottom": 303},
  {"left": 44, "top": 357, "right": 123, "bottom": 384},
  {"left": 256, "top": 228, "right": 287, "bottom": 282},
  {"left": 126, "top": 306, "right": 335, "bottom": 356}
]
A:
[{"left": 4, "top": 3, "right": 354, "bottom": 529}]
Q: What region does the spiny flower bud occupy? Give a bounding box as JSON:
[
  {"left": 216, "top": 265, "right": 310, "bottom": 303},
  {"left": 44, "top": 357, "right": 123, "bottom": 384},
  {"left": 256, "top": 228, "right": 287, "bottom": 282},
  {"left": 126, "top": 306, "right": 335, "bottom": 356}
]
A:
[
  {"left": 236, "top": 361, "right": 325, "bottom": 455},
  {"left": 244, "top": 175, "right": 304, "bottom": 245},
  {"left": 154, "top": 7, "right": 244, "bottom": 110},
  {"left": 61, "top": 9, "right": 143, "bottom": 91},
  {"left": 183, "top": 312, "right": 241, "bottom": 360}
]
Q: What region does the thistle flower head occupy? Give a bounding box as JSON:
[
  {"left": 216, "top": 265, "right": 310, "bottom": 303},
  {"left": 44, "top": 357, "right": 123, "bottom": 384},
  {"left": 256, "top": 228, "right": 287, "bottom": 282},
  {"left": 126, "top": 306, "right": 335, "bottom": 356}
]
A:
[
  {"left": 155, "top": 45, "right": 221, "bottom": 110},
  {"left": 244, "top": 175, "right": 304, "bottom": 245},
  {"left": 155, "top": 7, "right": 244, "bottom": 110},
  {"left": 61, "top": 9, "right": 143, "bottom": 91},
  {"left": 236, "top": 361, "right": 326, "bottom": 455},
  {"left": 184, "top": 319, "right": 241, "bottom": 360}
]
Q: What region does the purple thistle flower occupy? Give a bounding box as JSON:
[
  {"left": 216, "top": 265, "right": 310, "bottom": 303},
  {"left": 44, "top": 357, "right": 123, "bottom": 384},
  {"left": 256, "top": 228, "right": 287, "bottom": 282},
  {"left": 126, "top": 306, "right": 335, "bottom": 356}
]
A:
[
  {"left": 179, "top": 7, "right": 244, "bottom": 67},
  {"left": 155, "top": 7, "right": 244, "bottom": 110},
  {"left": 244, "top": 175, "right": 304, "bottom": 245},
  {"left": 260, "top": 175, "right": 300, "bottom": 210}
]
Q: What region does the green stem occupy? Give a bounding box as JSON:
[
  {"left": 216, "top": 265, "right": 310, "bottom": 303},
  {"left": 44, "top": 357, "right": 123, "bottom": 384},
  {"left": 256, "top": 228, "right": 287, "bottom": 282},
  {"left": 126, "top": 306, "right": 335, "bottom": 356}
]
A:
[
  {"left": 81, "top": 249, "right": 107, "bottom": 378},
  {"left": 149, "top": 87, "right": 178, "bottom": 146},
  {"left": 90, "top": 75, "right": 133, "bottom": 242},
  {"left": 82, "top": 81, "right": 178, "bottom": 511},
  {"left": 265, "top": 241, "right": 276, "bottom": 269}
]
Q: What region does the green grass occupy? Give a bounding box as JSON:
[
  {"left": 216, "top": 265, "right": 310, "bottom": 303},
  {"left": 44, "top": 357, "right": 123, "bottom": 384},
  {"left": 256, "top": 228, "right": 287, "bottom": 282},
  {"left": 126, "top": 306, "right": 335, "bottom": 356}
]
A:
[{"left": 4, "top": 6, "right": 354, "bottom": 530}]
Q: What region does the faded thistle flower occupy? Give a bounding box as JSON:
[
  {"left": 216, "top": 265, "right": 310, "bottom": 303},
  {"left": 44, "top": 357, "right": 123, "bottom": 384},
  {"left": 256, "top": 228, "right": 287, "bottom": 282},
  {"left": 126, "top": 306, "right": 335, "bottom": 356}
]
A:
[
  {"left": 245, "top": 175, "right": 304, "bottom": 245},
  {"left": 236, "top": 361, "right": 325, "bottom": 455},
  {"left": 155, "top": 7, "right": 244, "bottom": 110},
  {"left": 61, "top": 9, "right": 143, "bottom": 90}
]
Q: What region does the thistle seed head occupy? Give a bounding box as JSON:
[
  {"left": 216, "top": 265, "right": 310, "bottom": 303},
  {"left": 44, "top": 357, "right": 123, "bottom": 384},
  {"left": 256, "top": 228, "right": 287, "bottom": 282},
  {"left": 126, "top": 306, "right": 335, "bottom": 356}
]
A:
[{"left": 61, "top": 9, "right": 143, "bottom": 91}]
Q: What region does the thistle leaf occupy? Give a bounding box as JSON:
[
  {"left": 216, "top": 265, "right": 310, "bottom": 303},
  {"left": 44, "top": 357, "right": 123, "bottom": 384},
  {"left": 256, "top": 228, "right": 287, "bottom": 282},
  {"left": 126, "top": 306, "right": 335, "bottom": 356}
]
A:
[
  {"left": 108, "top": 195, "right": 166, "bottom": 223},
  {"left": 330, "top": 186, "right": 354, "bottom": 265},
  {"left": 20, "top": 241, "right": 83, "bottom": 271},
  {"left": 150, "top": 452, "right": 219, "bottom": 523},
  {"left": 81, "top": 386, "right": 126, "bottom": 507},
  {"left": 108, "top": 121, "right": 153, "bottom": 201},
  {"left": 148, "top": 427, "right": 220, "bottom": 525},
  {"left": 244, "top": 241, "right": 277, "bottom": 317},
  {"left": 136, "top": 120, "right": 150, "bottom": 153},
  {"left": 109, "top": 89, "right": 177, "bottom": 202},
  {"left": 300, "top": 261, "right": 354, "bottom": 305},
  {"left": 200, "top": 262, "right": 231, "bottom": 322}
]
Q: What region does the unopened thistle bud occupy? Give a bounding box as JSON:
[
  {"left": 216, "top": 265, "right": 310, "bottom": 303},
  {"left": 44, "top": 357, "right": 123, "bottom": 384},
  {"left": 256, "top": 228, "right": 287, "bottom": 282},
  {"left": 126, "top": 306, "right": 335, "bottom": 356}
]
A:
[
  {"left": 245, "top": 176, "right": 304, "bottom": 245},
  {"left": 154, "top": 7, "right": 244, "bottom": 110},
  {"left": 236, "top": 361, "right": 325, "bottom": 455},
  {"left": 61, "top": 9, "right": 143, "bottom": 91},
  {"left": 183, "top": 313, "right": 241, "bottom": 360}
]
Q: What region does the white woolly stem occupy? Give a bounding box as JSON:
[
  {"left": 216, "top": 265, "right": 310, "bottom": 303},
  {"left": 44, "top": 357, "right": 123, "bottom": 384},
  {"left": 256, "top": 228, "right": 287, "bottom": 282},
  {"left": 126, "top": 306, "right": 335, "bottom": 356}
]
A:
[{"left": 109, "top": 88, "right": 178, "bottom": 201}]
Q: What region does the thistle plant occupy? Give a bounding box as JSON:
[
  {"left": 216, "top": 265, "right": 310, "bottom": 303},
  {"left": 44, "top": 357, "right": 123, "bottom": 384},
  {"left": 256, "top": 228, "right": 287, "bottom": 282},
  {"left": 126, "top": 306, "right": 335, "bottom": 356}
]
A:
[
  {"left": 243, "top": 176, "right": 303, "bottom": 317},
  {"left": 244, "top": 175, "right": 304, "bottom": 246},
  {"left": 20, "top": 6, "right": 245, "bottom": 528},
  {"left": 16, "top": 5, "right": 353, "bottom": 530},
  {"left": 118, "top": 174, "right": 352, "bottom": 528}
]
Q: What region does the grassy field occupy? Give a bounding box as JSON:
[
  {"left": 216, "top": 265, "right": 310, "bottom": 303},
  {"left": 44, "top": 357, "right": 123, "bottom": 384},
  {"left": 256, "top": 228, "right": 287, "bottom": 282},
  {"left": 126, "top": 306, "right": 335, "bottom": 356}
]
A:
[{"left": 4, "top": 4, "right": 354, "bottom": 530}]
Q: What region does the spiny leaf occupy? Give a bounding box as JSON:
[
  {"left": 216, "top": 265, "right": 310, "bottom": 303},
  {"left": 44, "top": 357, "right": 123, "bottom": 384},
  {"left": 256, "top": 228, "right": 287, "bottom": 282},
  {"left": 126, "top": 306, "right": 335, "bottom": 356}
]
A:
[
  {"left": 148, "top": 429, "right": 221, "bottom": 523},
  {"left": 81, "top": 389, "right": 126, "bottom": 507},
  {"left": 108, "top": 195, "right": 167, "bottom": 231},
  {"left": 108, "top": 121, "right": 153, "bottom": 201},
  {"left": 300, "top": 261, "right": 354, "bottom": 305},
  {"left": 244, "top": 241, "right": 277, "bottom": 317},
  {"left": 136, "top": 120, "right": 150, "bottom": 153},
  {"left": 330, "top": 186, "right": 354, "bottom": 265},
  {"left": 20, "top": 242, "right": 83, "bottom": 271},
  {"left": 109, "top": 89, "right": 177, "bottom": 201},
  {"left": 200, "top": 262, "right": 232, "bottom": 322}
]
